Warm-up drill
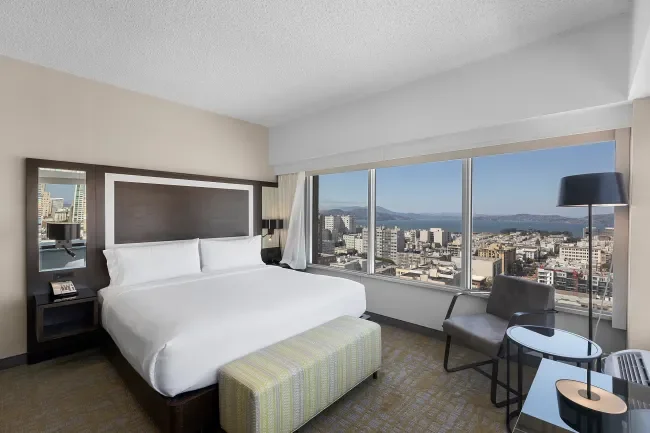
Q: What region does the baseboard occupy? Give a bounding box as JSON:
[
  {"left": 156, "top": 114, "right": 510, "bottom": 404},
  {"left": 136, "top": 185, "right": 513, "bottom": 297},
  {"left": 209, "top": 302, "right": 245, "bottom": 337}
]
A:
[
  {"left": 366, "top": 311, "right": 543, "bottom": 369},
  {"left": 0, "top": 353, "right": 27, "bottom": 371},
  {"left": 365, "top": 311, "right": 447, "bottom": 341}
]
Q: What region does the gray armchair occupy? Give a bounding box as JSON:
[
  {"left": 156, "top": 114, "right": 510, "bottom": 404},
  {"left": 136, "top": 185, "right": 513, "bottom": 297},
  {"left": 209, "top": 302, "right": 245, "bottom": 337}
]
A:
[{"left": 442, "top": 275, "right": 556, "bottom": 408}]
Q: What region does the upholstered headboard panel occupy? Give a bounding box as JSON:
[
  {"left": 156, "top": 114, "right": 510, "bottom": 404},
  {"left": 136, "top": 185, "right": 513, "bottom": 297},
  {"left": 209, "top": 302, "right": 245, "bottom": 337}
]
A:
[{"left": 104, "top": 174, "right": 254, "bottom": 246}]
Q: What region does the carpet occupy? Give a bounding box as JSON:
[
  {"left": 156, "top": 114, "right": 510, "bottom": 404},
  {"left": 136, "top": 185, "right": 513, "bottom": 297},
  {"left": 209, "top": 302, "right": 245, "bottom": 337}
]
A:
[{"left": 0, "top": 324, "right": 529, "bottom": 432}]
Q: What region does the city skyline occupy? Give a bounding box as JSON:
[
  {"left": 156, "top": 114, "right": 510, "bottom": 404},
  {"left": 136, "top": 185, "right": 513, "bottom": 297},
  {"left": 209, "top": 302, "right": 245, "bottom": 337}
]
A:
[{"left": 319, "top": 141, "right": 615, "bottom": 218}]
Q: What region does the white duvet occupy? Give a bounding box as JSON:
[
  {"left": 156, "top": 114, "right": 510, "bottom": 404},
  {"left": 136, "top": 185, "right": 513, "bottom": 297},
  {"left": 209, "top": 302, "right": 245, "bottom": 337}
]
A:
[{"left": 99, "top": 265, "right": 366, "bottom": 397}]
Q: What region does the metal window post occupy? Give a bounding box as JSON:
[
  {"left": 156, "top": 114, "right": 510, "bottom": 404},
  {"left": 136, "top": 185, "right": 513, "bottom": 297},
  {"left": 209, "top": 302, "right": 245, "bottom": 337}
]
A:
[
  {"left": 305, "top": 175, "right": 313, "bottom": 264},
  {"left": 461, "top": 159, "right": 473, "bottom": 290},
  {"left": 367, "top": 169, "right": 376, "bottom": 275}
]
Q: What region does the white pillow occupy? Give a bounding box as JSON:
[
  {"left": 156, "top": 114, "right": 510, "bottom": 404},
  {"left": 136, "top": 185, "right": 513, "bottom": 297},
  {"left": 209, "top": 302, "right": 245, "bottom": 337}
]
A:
[
  {"left": 200, "top": 236, "right": 264, "bottom": 272},
  {"left": 103, "top": 239, "right": 201, "bottom": 286}
]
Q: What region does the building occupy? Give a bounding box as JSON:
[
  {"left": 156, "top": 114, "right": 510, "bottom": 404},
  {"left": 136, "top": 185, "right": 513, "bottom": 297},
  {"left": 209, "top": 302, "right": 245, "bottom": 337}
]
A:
[
  {"left": 447, "top": 244, "right": 462, "bottom": 257},
  {"left": 343, "top": 233, "right": 364, "bottom": 253},
  {"left": 478, "top": 244, "right": 515, "bottom": 275},
  {"left": 354, "top": 237, "right": 365, "bottom": 254},
  {"left": 321, "top": 239, "right": 335, "bottom": 254},
  {"left": 50, "top": 198, "right": 65, "bottom": 214},
  {"left": 53, "top": 209, "right": 69, "bottom": 222},
  {"left": 341, "top": 215, "right": 356, "bottom": 233},
  {"left": 323, "top": 215, "right": 343, "bottom": 240},
  {"left": 362, "top": 226, "right": 405, "bottom": 262},
  {"left": 396, "top": 251, "right": 425, "bottom": 268},
  {"left": 559, "top": 245, "right": 605, "bottom": 265},
  {"left": 317, "top": 253, "right": 337, "bottom": 266},
  {"left": 71, "top": 184, "right": 86, "bottom": 234},
  {"left": 471, "top": 256, "right": 502, "bottom": 279},
  {"left": 343, "top": 234, "right": 357, "bottom": 250},
  {"left": 517, "top": 247, "right": 540, "bottom": 260},
  {"left": 419, "top": 230, "right": 431, "bottom": 243},
  {"left": 430, "top": 228, "right": 450, "bottom": 246},
  {"left": 39, "top": 189, "right": 52, "bottom": 219},
  {"left": 537, "top": 268, "right": 555, "bottom": 286}
]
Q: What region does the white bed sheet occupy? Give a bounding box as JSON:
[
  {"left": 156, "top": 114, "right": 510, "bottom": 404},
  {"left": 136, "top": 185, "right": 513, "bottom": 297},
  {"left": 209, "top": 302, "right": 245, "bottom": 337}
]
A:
[{"left": 99, "top": 265, "right": 366, "bottom": 397}]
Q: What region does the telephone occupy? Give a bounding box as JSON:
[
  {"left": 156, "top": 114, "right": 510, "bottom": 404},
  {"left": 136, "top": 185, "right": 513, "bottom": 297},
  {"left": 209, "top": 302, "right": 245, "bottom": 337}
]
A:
[{"left": 50, "top": 280, "right": 78, "bottom": 299}]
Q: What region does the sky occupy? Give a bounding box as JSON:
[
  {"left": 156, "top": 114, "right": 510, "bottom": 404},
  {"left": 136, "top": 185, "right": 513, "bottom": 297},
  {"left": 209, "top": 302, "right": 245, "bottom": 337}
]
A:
[
  {"left": 45, "top": 184, "right": 75, "bottom": 206},
  {"left": 319, "top": 140, "right": 616, "bottom": 217}
]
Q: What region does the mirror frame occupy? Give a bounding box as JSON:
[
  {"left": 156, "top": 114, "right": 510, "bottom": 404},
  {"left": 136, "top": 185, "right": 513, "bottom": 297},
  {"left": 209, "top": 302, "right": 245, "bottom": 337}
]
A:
[
  {"left": 37, "top": 167, "right": 88, "bottom": 273},
  {"left": 26, "top": 159, "right": 97, "bottom": 297}
]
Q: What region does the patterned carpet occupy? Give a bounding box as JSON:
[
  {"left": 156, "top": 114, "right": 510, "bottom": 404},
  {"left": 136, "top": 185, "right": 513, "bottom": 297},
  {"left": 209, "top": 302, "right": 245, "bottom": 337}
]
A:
[{"left": 0, "top": 324, "right": 531, "bottom": 432}]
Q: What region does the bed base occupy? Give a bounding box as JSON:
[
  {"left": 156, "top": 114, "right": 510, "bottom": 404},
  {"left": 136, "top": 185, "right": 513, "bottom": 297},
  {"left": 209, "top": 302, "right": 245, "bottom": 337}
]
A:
[{"left": 103, "top": 339, "right": 222, "bottom": 433}]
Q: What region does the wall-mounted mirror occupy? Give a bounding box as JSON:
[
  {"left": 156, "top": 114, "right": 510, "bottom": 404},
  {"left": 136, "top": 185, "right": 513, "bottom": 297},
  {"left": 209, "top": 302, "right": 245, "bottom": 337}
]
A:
[{"left": 38, "top": 168, "right": 87, "bottom": 272}]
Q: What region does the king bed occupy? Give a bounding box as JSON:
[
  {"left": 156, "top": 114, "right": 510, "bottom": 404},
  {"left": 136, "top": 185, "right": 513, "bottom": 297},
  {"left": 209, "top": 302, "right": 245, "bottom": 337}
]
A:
[
  {"left": 100, "top": 264, "right": 366, "bottom": 397},
  {"left": 90, "top": 167, "right": 367, "bottom": 432}
]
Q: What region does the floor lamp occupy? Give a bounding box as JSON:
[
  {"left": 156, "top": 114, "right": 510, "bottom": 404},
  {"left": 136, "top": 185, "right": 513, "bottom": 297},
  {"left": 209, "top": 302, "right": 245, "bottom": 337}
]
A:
[{"left": 556, "top": 172, "right": 628, "bottom": 417}]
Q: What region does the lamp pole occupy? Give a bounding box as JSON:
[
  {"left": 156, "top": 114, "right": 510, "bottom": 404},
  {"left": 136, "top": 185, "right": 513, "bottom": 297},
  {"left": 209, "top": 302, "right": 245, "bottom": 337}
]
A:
[{"left": 587, "top": 203, "right": 593, "bottom": 399}]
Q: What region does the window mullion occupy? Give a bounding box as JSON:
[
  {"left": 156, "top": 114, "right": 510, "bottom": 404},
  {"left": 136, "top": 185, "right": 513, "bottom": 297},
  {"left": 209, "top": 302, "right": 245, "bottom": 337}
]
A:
[
  {"left": 461, "top": 158, "right": 473, "bottom": 290},
  {"left": 367, "top": 169, "right": 376, "bottom": 275}
]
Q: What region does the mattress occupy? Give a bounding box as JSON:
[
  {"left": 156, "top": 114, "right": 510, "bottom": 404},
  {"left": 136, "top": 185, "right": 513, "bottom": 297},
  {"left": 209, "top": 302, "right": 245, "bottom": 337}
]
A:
[{"left": 99, "top": 265, "right": 366, "bottom": 397}]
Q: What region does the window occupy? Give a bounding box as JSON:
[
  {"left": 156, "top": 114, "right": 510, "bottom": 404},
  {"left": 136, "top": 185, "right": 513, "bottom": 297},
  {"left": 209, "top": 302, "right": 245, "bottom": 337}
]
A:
[
  {"left": 472, "top": 141, "right": 616, "bottom": 311},
  {"left": 316, "top": 170, "right": 368, "bottom": 272},
  {"left": 375, "top": 160, "right": 463, "bottom": 287},
  {"left": 309, "top": 135, "right": 626, "bottom": 313}
]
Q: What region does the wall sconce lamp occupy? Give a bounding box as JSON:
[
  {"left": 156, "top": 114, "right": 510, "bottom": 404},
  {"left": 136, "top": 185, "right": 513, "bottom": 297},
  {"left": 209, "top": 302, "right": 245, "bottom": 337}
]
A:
[
  {"left": 46, "top": 222, "right": 81, "bottom": 258},
  {"left": 262, "top": 219, "right": 284, "bottom": 242}
]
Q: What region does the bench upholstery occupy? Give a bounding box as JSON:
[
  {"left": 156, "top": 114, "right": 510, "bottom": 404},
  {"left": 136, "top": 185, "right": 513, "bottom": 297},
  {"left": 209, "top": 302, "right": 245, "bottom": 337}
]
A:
[{"left": 218, "top": 316, "right": 382, "bottom": 433}]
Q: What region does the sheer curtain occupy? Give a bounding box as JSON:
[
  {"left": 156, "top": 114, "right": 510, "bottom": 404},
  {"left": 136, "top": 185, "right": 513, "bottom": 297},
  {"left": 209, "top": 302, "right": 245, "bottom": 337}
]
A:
[{"left": 280, "top": 171, "right": 307, "bottom": 269}]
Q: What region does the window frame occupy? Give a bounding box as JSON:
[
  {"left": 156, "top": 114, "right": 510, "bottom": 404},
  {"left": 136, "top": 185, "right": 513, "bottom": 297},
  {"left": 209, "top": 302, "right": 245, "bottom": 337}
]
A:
[{"left": 307, "top": 129, "right": 630, "bottom": 319}]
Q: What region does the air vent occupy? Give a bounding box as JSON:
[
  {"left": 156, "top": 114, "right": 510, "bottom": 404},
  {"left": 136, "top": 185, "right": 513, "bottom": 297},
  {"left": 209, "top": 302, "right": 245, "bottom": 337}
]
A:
[{"left": 617, "top": 352, "right": 650, "bottom": 386}]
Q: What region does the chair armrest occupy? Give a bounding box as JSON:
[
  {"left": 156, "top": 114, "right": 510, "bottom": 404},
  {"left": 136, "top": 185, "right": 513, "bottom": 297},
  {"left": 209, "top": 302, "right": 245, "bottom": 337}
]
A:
[
  {"left": 444, "top": 291, "right": 492, "bottom": 320},
  {"left": 507, "top": 309, "right": 558, "bottom": 328}
]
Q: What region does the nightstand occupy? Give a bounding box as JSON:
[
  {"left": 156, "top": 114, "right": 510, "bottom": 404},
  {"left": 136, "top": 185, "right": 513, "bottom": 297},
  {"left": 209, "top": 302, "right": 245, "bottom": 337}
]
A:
[{"left": 29, "top": 287, "right": 100, "bottom": 363}]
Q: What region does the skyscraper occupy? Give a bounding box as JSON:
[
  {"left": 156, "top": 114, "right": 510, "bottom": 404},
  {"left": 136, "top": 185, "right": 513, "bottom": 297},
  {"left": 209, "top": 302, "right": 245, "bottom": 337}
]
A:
[
  {"left": 71, "top": 184, "right": 86, "bottom": 235},
  {"left": 40, "top": 189, "right": 52, "bottom": 219},
  {"left": 341, "top": 215, "right": 356, "bottom": 233}
]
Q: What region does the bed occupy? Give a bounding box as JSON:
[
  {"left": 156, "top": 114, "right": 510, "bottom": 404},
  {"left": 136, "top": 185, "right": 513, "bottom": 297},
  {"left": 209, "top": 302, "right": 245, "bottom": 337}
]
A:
[{"left": 99, "top": 264, "right": 366, "bottom": 397}]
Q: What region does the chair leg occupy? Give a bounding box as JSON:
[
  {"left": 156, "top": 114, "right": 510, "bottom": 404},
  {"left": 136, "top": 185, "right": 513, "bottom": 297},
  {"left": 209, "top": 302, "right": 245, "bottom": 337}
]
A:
[
  {"left": 491, "top": 360, "right": 498, "bottom": 405},
  {"left": 444, "top": 336, "right": 493, "bottom": 373},
  {"left": 445, "top": 336, "right": 521, "bottom": 408},
  {"left": 490, "top": 357, "right": 524, "bottom": 408}
]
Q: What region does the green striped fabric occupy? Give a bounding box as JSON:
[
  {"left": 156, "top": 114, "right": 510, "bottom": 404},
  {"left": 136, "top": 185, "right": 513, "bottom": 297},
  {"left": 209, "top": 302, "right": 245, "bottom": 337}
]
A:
[{"left": 218, "top": 316, "right": 382, "bottom": 433}]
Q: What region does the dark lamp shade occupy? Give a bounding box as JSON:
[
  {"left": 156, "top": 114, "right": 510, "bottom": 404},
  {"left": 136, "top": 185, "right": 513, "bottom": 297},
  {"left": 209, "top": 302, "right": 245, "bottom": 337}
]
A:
[
  {"left": 46, "top": 223, "right": 80, "bottom": 241},
  {"left": 558, "top": 172, "right": 628, "bottom": 207},
  {"left": 262, "top": 219, "right": 284, "bottom": 232}
]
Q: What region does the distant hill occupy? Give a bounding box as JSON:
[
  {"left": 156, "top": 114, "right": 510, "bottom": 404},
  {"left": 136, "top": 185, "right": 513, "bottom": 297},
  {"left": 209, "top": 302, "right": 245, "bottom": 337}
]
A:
[{"left": 320, "top": 207, "right": 614, "bottom": 227}]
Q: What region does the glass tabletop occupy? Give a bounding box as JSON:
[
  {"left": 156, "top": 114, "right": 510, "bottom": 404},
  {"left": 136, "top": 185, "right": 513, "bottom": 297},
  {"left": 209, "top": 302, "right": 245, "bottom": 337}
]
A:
[
  {"left": 506, "top": 326, "right": 602, "bottom": 362},
  {"left": 516, "top": 358, "right": 650, "bottom": 433}
]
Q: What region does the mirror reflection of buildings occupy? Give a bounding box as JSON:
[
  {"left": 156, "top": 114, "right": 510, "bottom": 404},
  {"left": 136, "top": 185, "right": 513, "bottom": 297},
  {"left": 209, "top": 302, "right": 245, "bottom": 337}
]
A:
[{"left": 37, "top": 168, "right": 87, "bottom": 271}]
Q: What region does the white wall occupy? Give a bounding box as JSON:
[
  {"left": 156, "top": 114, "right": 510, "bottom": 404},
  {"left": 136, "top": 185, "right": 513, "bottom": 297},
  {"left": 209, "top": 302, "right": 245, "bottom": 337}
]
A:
[
  {"left": 0, "top": 56, "right": 275, "bottom": 359},
  {"left": 629, "top": 0, "right": 650, "bottom": 100},
  {"left": 627, "top": 97, "right": 650, "bottom": 350},
  {"left": 270, "top": 15, "right": 630, "bottom": 174},
  {"left": 309, "top": 267, "right": 626, "bottom": 355}
]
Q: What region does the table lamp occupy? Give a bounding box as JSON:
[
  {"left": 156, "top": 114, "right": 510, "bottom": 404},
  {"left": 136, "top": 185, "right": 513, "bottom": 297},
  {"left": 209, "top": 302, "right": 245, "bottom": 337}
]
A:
[{"left": 556, "top": 172, "right": 628, "bottom": 417}]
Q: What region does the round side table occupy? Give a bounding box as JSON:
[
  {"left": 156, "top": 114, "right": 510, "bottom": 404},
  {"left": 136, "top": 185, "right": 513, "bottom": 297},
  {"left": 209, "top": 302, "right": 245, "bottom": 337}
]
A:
[{"left": 505, "top": 325, "right": 602, "bottom": 433}]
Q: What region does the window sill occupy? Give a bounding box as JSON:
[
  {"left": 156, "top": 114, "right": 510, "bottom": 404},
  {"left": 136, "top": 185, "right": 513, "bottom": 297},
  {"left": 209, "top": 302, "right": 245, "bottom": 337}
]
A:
[{"left": 307, "top": 264, "right": 613, "bottom": 322}]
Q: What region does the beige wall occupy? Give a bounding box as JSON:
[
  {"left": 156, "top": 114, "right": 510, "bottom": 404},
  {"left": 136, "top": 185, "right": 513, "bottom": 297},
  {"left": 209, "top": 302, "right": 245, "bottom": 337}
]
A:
[
  {"left": 0, "top": 56, "right": 275, "bottom": 359},
  {"left": 628, "top": 97, "right": 650, "bottom": 350}
]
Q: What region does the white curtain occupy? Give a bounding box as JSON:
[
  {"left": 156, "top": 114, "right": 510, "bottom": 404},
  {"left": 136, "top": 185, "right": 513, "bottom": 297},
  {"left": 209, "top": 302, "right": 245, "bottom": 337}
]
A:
[{"left": 280, "top": 171, "right": 307, "bottom": 269}]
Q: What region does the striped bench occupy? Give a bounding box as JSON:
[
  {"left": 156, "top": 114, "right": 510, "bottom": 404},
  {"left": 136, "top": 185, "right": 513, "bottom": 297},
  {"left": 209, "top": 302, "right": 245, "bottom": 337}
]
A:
[{"left": 218, "top": 316, "right": 382, "bottom": 433}]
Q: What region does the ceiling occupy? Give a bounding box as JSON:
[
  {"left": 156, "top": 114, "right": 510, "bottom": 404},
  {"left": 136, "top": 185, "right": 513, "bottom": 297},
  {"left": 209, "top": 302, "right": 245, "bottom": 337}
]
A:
[{"left": 0, "top": 0, "right": 631, "bottom": 126}]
